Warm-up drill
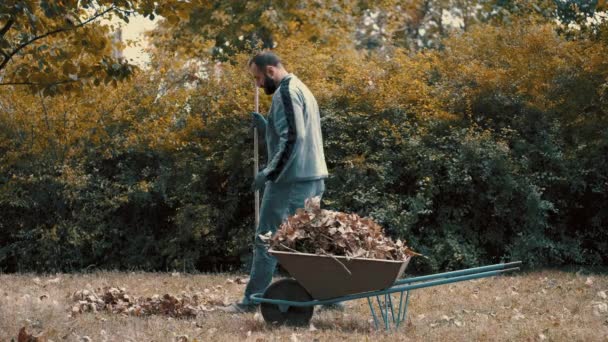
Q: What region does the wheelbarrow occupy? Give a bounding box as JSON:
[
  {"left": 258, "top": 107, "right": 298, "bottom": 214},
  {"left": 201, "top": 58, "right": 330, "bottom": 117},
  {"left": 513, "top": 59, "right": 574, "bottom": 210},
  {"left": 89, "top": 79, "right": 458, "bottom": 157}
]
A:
[{"left": 249, "top": 249, "right": 522, "bottom": 330}]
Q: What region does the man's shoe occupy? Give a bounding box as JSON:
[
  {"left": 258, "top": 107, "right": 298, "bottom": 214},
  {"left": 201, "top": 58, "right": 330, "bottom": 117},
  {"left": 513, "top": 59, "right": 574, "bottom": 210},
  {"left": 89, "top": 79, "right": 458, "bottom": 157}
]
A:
[{"left": 219, "top": 302, "right": 258, "bottom": 314}]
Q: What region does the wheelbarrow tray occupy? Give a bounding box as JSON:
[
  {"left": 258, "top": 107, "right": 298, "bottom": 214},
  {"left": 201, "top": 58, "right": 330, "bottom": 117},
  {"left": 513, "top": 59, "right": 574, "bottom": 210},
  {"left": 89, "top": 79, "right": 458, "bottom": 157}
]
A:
[{"left": 269, "top": 249, "right": 411, "bottom": 300}]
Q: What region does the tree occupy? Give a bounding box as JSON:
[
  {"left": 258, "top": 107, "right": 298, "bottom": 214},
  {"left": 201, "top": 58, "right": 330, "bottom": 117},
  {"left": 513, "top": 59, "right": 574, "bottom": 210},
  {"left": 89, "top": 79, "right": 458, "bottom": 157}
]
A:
[
  {"left": 0, "top": 1, "right": 195, "bottom": 96},
  {"left": 555, "top": 0, "right": 599, "bottom": 22},
  {"left": 387, "top": 0, "right": 558, "bottom": 51}
]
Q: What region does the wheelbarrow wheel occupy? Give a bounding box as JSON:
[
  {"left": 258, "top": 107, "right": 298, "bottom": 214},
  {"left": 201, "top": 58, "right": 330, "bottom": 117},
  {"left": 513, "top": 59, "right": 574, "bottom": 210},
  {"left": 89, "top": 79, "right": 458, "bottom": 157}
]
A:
[{"left": 261, "top": 278, "right": 314, "bottom": 326}]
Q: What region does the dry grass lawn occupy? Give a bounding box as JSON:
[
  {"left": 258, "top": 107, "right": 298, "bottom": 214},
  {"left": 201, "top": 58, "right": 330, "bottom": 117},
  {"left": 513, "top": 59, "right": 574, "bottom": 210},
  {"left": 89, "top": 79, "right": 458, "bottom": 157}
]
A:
[{"left": 1, "top": 269, "right": 607, "bottom": 341}]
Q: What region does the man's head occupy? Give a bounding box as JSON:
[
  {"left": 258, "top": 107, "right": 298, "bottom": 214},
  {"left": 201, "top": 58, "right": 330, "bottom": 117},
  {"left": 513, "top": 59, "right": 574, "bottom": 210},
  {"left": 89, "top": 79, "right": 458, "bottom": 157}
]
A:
[{"left": 248, "top": 51, "right": 288, "bottom": 95}]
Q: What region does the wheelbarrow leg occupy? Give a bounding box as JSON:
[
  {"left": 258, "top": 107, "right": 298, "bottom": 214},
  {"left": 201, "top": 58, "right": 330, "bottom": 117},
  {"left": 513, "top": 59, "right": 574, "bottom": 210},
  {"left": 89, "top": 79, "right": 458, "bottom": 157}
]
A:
[
  {"left": 371, "top": 295, "right": 392, "bottom": 330},
  {"left": 367, "top": 290, "right": 412, "bottom": 330},
  {"left": 387, "top": 293, "right": 396, "bottom": 323},
  {"left": 368, "top": 294, "right": 400, "bottom": 330},
  {"left": 375, "top": 295, "right": 387, "bottom": 327},
  {"left": 396, "top": 290, "right": 411, "bottom": 328},
  {"left": 384, "top": 294, "right": 390, "bottom": 330},
  {"left": 367, "top": 297, "right": 380, "bottom": 330}
]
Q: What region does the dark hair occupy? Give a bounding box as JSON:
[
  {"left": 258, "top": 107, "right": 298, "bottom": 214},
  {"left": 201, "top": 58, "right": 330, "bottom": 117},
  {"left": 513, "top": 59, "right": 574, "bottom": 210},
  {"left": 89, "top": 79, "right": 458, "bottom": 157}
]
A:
[{"left": 248, "top": 51, "right": 282, "bottom": 69}]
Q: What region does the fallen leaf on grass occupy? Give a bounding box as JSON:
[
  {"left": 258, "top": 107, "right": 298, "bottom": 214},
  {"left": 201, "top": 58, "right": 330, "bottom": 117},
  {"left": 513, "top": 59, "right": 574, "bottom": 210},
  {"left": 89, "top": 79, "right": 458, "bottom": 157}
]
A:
[
  {"left": 430, "top": 315, "right": 464, "bottom": 328},
  {"left": 70, "top": 286, "right": 228, "bottom": 318},
  {"left": 18, "top": 327, "right": 46, "bottom": 342},
  {"left": 174, "top": 335, "right": 188, "bottom": 342},
  {"left": 592, "top": 302, "right": 608, "bottom": 316},
  {"left": 235, "top": 277, "right": 249, "bottom": 285},
  {"left": 46, "top": 277, "right": 61, "bottom": 285},
  {"left": 511, "top": 309, "right": 525, "bottom": 321}
]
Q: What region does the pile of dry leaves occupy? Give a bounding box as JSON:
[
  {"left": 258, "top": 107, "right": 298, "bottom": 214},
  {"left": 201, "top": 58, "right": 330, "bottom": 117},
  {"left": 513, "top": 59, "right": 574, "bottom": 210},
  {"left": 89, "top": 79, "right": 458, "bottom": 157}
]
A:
[
  {"left": 70, "top": 285, "right": 235, "bottom": 318},
  {"left": 261, "top": 197, "right": 420, "bottom": 260}
]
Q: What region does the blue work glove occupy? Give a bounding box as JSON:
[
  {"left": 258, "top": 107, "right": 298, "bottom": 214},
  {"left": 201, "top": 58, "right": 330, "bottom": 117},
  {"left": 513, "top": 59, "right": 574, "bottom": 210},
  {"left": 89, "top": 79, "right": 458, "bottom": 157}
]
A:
[
  {"left": 251, "top": 170, "right": 267, "bottom": 192},
  {"left": 251, "top": 112, "right": 267, "bottom": 133}
]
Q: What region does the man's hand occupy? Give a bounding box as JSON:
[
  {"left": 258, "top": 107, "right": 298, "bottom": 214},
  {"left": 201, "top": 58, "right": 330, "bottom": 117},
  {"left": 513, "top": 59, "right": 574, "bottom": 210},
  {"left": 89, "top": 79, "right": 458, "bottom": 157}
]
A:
[
  {"left": 251, "top": 170, "right": 267, "bottom": 192},
  {"left": 251, "top": 112, "right": 267, "bottom": 131}
]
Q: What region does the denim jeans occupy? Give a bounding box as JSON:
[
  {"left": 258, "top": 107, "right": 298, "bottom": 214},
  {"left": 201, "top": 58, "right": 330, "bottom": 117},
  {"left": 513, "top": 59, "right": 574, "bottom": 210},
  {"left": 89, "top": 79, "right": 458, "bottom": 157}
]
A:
[{"left": 242, "top": 179, "right": 325, "bottom": 305}]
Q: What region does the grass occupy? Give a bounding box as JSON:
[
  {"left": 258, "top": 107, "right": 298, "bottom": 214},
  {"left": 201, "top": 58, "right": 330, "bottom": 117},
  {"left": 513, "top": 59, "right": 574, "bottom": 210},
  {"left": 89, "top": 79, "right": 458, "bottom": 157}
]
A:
[{"left": 1, "top": 268, "right": 607, "bottom": 341}]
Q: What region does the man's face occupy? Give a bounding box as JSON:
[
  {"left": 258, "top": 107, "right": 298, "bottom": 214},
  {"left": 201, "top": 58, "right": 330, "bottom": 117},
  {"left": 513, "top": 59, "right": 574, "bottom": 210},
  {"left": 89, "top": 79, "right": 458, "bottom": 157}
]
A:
[{"left": 249, "top": 63, "right": 277, "bottom": 95}]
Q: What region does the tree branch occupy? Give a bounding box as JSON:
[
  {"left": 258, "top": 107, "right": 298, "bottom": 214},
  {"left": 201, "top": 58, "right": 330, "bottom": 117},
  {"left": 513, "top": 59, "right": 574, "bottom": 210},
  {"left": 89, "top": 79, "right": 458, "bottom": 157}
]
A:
[
  {"left": 0, "top": 18, "right": 14, "bottom": 37},
  {"left": 0, "top": 79, "right": 76, "bottom": 87},
  {"left": 0, "top": 6, "right": 115, "bottom": 72},
  {"left": 0, "top": 81, "right": 37, "bottom": 86}
]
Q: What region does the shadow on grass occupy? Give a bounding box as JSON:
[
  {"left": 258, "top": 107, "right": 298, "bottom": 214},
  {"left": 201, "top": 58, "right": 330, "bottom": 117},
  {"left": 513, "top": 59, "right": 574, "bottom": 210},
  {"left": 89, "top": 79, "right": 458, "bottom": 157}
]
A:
[{"left": 236, "top": 310, "right": 402, "bottom": 334}]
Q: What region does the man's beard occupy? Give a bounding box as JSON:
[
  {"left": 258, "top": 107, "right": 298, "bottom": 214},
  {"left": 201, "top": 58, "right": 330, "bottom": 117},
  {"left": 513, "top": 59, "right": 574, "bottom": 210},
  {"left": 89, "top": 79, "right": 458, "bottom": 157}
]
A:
[{"left": 263, "top": 74, "right": 277, "bottom": 95}]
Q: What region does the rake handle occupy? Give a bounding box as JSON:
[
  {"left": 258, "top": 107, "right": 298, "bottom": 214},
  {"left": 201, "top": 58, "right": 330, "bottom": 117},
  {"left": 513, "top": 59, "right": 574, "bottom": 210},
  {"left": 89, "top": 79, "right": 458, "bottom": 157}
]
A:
[{"left": 254, "top": 85, "right": 260, "bottom": 229}]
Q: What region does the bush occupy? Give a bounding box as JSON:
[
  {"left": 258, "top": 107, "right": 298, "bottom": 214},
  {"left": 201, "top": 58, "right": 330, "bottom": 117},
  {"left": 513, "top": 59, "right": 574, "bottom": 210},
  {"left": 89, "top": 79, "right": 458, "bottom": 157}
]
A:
[{"left": 1, "top": 17, "right": 607, "bottom": 273}]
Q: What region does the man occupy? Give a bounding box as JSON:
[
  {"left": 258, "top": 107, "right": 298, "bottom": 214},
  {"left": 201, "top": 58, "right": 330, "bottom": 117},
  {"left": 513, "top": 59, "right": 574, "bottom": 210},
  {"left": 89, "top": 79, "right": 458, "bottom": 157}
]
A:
[{"left": 222, "top": 51, "right": 329, "bottom": 313}]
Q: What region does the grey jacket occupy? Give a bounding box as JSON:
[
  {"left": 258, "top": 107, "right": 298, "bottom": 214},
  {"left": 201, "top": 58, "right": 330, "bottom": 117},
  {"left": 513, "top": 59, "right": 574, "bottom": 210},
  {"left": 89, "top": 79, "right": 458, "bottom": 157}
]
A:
[{"left": 260, "top": 74, "right": 329, "bottom": 183}]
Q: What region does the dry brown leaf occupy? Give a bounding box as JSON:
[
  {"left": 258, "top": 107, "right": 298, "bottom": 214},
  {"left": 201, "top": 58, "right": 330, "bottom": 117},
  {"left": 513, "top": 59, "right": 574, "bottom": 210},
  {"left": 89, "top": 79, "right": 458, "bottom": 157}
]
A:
[
  {"left": 70, "top": 286, "right": 228, "bottom": 318},
  {"left": 17, "top": 327, "right": 46, "bottom": 342},
  {"left": 268, "top": 196, "right": 421, "bottom": 261}
]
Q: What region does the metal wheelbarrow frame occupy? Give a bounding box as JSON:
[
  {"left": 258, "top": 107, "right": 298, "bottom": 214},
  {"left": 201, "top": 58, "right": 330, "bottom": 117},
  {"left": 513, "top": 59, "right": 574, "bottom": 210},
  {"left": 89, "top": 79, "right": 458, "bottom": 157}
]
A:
[{"left": 249, "top": 249, "right": 522, "bottom": 330}]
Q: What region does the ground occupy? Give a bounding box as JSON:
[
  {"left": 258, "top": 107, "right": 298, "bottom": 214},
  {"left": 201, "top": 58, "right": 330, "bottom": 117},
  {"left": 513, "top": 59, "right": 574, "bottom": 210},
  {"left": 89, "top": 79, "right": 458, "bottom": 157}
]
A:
[{"left": 1, "top": 268, "right": 607, "bottom": 341}]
